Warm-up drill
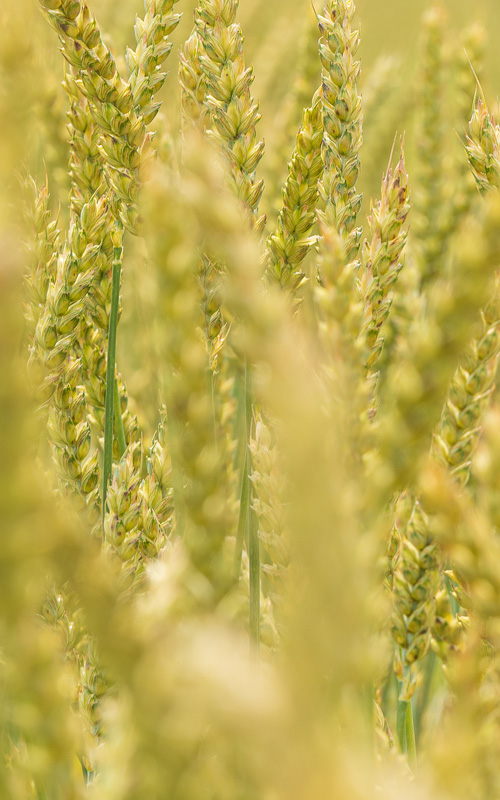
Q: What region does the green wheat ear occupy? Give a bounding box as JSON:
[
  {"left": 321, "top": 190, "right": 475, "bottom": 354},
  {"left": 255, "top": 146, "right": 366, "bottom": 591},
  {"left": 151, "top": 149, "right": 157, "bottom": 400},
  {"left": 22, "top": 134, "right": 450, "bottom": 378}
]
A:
[
  {"left": 318, "top": 0, "right": 363, "bottom": 263},
  {"left": 465, "top": 97, "right": 500, "bottom": 193},
  {"left": 360, "top": 143, "right": 410, "bottom": 387},
  {"left": 179, "top": 30, "right": 208, "bottom": 131},
  {"left": 266, "top": 92, "right": 323, "bottom": 295},
  {"left": 23, "top": 177, "right": 61, "bottom": 347},
  {"left": 126, "top": 0, "right": 182, "bottom": 125},
  {"left": 250, "top": 414, "right": 289, "bottom": 639},
  {"left": 194, "top": 0, "right": 266, "bottom": 228}
]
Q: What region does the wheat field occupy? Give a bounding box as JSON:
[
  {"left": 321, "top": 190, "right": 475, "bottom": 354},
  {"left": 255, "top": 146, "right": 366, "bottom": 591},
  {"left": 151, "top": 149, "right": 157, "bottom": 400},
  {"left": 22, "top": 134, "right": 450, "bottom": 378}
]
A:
[{"left": 2, "top": 1, "right": 500, "bottom": 798}]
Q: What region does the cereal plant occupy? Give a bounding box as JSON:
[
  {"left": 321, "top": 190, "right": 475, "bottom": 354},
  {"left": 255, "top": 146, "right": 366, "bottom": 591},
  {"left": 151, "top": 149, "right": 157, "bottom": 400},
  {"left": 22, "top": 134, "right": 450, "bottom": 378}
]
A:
[{"left": 3, "top": 0, "right": 500, "bottom": 798}]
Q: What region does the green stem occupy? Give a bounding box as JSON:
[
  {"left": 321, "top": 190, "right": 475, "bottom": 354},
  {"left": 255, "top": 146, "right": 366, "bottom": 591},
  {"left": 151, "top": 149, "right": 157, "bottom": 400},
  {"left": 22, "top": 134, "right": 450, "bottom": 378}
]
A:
[
  {"left": 102, "top": 221, "right": 123, "bottom": 521},
  {"left": 445, "top": 569, "right": 460, "bottom": 615},
  {"left": 233, "top": 446, "right": 249, "bottom": 580},
  {"left": 233, "top": 363, "right": 252, "bottom": 579},
  {"left": 397, "top": 661, "right": 417, "bottom": 774},
  {"left": 232, "top": 368, "right": 247, "bottom": 471},
  {"left": 414, "top": 649, "right": 436, "bottom": 744},
  {"left": 113, "top": 377, "right": 127, "bottom": 459},
  {"left": 405, "top": 699, "right": 417, "bottom": 773},
  {"left": 396, "top": 694, "right": 406, "bottom": 751}
]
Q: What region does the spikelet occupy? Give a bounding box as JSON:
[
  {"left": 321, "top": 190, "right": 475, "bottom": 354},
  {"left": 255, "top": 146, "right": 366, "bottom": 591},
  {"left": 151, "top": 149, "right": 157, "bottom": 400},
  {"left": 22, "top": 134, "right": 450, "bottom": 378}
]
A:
[
  {"left": 318, "top": 0, "right": 363, "bottom": 264},
  {"left": 249, "top": 414, "right": 289, "bottom": 638},
  {"left": 266, "top": 93, "right": 323, "bottom": 295},
  {"left": 126, "top": 0, "right": 182, "bottom": 125},
  {"left": 144, "top": 408, "right": 175, "bottom": 530},
  {"left": 41, "top": 585, "right": 108, "bottom": 777},
  {"left": 198, "top": 255, "right": 237, "bottom": 544},
  {"left": 104, "top": 441, "right": 166, "bottom": 585},
  {"left": 374, "top": 693, "right": 396, "bottom": 757},
  {"left": 421, "top": 461, "right": 500, "bottom": 649},
  {"left": 264, "top": 8, "right": 321, "bottom": 219},
  {"left": 199, "top": 253, "right": 228, "bottom": 369},
  {"left": 392, "top": 499, "right": 440, "bottom": 695},
  {"left": 23, "top": 177, "right": 61, "bottom": 347},
  {"left": 29, "top": 231, "right": 100, "bottom": 517},
  {"left": 465, "top": 97, "right": 500, "bottom": 194},
  {"left": 64, "top": 66, "right": 106, "bottom": 216},
  {"left": 79, "top": 318, "right": 139, "bottom": 448},
  {"left": 431, "top": 585, "right": 463, "bottom": 661},
  {"left": 373, "top": 238, "right": 422, "bottom": 391},
  {"left": 195, "top": 0, "right": 265, "bottom": 226},
  {"left": 385, "top": 490, "right": 412, "bottom": 593},
  {"left": 360, "top": 145, "right": 410, "bottom": 378},
  {"left": 103, "top": 419, "right": 173, "bottom": 584},
  {"left": 432, "top": 284, "right": 500, "bottom": 486},
  {"left": 179, "top": 30, "right": 209, "bottom": 131}
]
